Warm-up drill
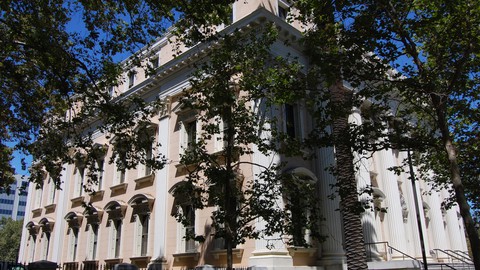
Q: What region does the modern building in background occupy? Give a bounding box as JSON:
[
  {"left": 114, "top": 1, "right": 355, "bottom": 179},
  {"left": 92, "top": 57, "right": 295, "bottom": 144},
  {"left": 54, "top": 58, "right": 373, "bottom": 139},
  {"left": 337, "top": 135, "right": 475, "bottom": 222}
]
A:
[
  {"left": 0, "top": 175, "right": 28, "bottom": 221},
  {"left": 18, "top": 1, "right": 470, "bottom": 270}
]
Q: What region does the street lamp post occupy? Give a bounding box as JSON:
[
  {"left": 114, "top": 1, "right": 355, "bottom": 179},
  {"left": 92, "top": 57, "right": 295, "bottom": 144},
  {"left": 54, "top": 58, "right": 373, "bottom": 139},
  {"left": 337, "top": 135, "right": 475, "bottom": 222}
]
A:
[{"left": 407, "top": 148, "right": 428, "bottom": 270}]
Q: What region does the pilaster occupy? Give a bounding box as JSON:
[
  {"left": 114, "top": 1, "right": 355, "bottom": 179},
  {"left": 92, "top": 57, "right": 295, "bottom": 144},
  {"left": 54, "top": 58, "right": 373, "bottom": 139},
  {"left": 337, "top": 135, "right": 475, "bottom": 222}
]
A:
[{"left": 153, "top": 115, "right": 170, "bottom": 260}]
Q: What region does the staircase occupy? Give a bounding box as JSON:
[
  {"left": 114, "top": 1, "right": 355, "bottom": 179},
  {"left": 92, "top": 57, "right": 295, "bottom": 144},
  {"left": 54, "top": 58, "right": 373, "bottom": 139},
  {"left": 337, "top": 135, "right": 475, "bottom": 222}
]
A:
[{"left": 365, "top": 242, "right": 474, "bottom": 270}]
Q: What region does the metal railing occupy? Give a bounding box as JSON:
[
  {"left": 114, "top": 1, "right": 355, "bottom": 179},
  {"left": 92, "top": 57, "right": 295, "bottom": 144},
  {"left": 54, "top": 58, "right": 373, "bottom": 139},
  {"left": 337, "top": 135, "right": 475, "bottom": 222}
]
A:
[
  {"left": 61, "top": 263, "right": 148, "bottom": 270},
  {"left": 451, "top": 250, "right": 474, "bottom": 264},
  {"left": 364, "top": 242, "right": 463, "bottom": 270},
  {"left": 432, "top": 249, "right": 474, "bottom": 270}
]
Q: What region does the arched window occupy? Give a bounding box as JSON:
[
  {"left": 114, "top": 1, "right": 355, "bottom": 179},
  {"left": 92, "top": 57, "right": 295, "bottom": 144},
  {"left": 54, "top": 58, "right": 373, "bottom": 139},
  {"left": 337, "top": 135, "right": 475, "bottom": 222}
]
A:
[
  {"left": 83, "top": 206, "right": 103, "bottom": 261},
  {"left": 128, "top": 194, "right": 154, "bottom": 256},
  {"left": 283, "top": 167, "right": 318, "bottom": 247},
  {"left": 39, "top": 218, "right": 55, "bottom": 260},
  {"left": 65, "top": 212, "right": 83, "bottom": 262},
  {"left": 105, "top": 201, "right": 127, "bottom": 259},
  {"left": 26, "top": 221, "right": 39, "bottom": 262}
]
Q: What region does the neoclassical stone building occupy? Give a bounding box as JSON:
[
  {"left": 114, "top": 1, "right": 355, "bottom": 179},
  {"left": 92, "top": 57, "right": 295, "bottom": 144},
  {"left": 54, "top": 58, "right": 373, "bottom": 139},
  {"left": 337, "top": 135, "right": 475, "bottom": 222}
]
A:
[{"left": 18, "top": 1, "right": 469, "bottom": 270}]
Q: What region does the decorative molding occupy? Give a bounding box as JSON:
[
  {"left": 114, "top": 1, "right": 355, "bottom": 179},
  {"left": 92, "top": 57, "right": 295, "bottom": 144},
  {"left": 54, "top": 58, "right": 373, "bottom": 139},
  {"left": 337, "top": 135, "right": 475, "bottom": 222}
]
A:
[
  {"left": 44, "top": 203, "right": 57, "bottom": 212},
  {"left": 134, "top": 173, "right": 155, "bottom": 186},
  {"left": 104, "top": 258, "right": 123, "bottom": 264},
  {"left": 32, "top": 207, "right": 43, "bottom": 216},
  {"left": 70, "top": 195, "right": 85, "bottom": 204},
  {"left": 172, "top": 252, "right": 200, "bottom": 262},
  {"left": 110, "top": 183, "right": 128, "bottom": 193},
  {"left": 130, "top": 256, "right": 151, "bottom": 263},
  {"left": 90, "top": 190, "right": 105, "bottom": 199},
  {"left": 210, "top": 248, "right": 244, "bottom": 260}
]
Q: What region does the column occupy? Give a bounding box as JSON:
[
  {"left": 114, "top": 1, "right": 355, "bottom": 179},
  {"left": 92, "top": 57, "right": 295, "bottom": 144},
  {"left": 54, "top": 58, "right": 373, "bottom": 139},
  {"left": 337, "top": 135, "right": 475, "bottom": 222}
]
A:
[
  {"left": 350, "top": 111, "right": 380, "bottom": 261},
  {"left": 316, "top": 147, "right": 346, "bottom": 270},
  {"left": 152, "top": 114, "right": 170, "bottom": 268},
  {"left": 441, "top": 190, "right": 465, "bottom": 251},
  {"left": 249, "top": 100, "right": 293, "bottom": 269},
  {"left": 374, "top": 149, "right": 408, "bottom": 257},
  {"left": 398, "top": 154, "right": 431, "bottom": 260},
  {"left": 423, "top": 186, "right": 448, "bottom": 260}
]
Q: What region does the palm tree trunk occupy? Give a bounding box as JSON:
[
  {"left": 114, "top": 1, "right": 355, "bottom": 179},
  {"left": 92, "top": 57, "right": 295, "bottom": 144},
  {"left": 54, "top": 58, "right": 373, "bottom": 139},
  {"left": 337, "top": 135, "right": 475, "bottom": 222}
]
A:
[{"left": 330, "top": 82, "right": 369, "bottom": 270}]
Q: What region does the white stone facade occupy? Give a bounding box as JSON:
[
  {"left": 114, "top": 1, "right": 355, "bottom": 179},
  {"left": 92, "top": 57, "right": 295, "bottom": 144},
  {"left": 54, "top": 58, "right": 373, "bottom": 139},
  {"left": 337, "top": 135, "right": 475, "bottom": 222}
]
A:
[{"left": 18, "top": 1, "right": 468, "bottom": 270}]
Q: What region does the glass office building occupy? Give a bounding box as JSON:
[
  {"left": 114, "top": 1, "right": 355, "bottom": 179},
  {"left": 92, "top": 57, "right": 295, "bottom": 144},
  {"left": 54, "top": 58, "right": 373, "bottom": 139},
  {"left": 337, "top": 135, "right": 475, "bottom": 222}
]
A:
[{"left": 0, "top": 175, "right": 28, "bottom": 220}]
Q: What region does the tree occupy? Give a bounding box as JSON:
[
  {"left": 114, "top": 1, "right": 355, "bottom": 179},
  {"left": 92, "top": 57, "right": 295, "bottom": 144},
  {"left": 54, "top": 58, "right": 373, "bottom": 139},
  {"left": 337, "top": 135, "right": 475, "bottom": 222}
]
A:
[
  {"left": 0, "top": 217, "right": 23, "bottom": 261},
  {"left": 290, "top": 1, "right": 392, "bottom": 269},
  {"left": 289, "top": 0, "right": 479, "bottom": 269},
  {"left": 175, "top": 24, "right": 322, "bottom": 270},
  {"left": 341, "top": 0, "right": 480, "bottom": 267},
  {"left": 0, "top": 0, "right": 234, "bottom": 188}
]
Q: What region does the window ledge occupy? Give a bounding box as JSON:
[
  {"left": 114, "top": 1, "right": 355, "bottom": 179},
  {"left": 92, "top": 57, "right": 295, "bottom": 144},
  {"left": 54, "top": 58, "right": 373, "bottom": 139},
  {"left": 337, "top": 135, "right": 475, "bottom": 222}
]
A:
[
  {"left": 70, "top": 195, "right": 85, "bottom": 203},
  {"left": 287, "top": 247, "right": 317, "bottom": 257},
  {"left": 174, "top": 163, "right": 198, "bottom": 175},
  {"left": 44, "top": 203, "right": 56, "bottom": 212},
  {"left": 210, "top": 248, "right": 244, "bottom": 259},
  {"left": 104, "top": 258, "right": 123, "bottom": 264},
  {"left": 82, "top": 260, "right": 99, "bottom": 267},
  {"left": 172, "top": 252, "right": 200, "bottom": 262},
  {"left": 90, "top": 190, "right": 105, "bottom": 198},
  {"left": 134, "top": 173, "right": 155, "bottom": 185},
  {"left": 32, "top": 207, "right": 42, "bottom": 215},
  {"left": 110, "top": 183, "right": 128, "bottom": 192},
  {"left": 130, "top": 256, "right": 151, "bottom": 263}
]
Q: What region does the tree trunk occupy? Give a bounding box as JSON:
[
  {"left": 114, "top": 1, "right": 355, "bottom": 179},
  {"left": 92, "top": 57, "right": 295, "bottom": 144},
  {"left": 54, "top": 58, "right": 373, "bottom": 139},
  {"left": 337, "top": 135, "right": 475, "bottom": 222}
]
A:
[
  {"left": 224, "top": 106, "right": 235, "bottom": 270},
  {"left": 330, "top": 82, "right": 369, "bottom": 270},
  {"left": 432, "top": 95, "right": 480, "bottom": 270}
]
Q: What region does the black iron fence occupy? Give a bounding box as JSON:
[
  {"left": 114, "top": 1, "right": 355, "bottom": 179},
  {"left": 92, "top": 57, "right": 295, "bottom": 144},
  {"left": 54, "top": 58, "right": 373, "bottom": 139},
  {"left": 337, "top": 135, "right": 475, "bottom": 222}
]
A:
[{"left": 1, "top": 262, "right": 250, "bottom": 270}]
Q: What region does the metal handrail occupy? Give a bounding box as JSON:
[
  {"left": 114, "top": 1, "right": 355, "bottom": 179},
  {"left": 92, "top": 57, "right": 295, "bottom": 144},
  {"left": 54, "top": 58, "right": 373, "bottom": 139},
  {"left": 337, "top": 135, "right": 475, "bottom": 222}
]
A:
[
  {"left": 451, "top": 250, "right": 474, "bottom": 264},
  {"left": 364, "top": 242, "right": 459, "bottom": 270},
  {"left": 364, "top": 242, "right": 423, "bottom": 267},
  {"left": 434, "top": 249, "right": 474, "bottom": 265}
]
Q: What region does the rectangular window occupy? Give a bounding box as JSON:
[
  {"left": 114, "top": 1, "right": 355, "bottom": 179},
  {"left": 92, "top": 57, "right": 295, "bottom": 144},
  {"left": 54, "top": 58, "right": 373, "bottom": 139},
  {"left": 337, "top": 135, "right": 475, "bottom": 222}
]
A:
[
  {"left": 110, "top": 220, "right": 122, "bottom": 258},
  {"left": 28, "top": 235, "right": 36, "bottom": 262},
  {"left": 140, "top": 215, "right": 149, "bottom": 256},
  {"left": 34, "top": 187, "right": 43, "bottom": 209},
  {"left": 118, "top": 168, "right": 126, "bottom": 184},
  {"left": 137, "top": 124, "right": 157, "bottom": 177},
  {"left": 128, "top": 72, "right": 135, "bottom": 88},
  {"left": 42, "top": 232, "right": 50, "bottom": 260},
  {"left": 69, "top": 228, "right": 79, "bottom": 261},
  {"left": 285, "top": 104, "right": 296, "bottom": 138},
  {"left": 48, "top": 178, "right": 56, "bottom": 204},
  {"left": 145, "top": 146, "right": 153, "bottom": 176},
  {"left": 278, "top": 4, "right": 289, "bottom": 20},
  {"left": 285, "top": 103, "right": 303, "bottom": 139},
  {"left": 95, "top": 159, "right": 104, "bottom": 191},
  {"left": 108, "top": 86, "right": 115, "bottom": 96},
  {"left": 178, "top": 205, "right": 195, "bottom": 253},
  {"left": 88, "top": 224, "right": 99, "bottom": 260},
  {"left": 114, "top": 157, "right": 126, "bottom": 185},
  {"left": 74, "top": 166, "right": 85, "bottom": 197},
  {"left": 214, "top": 117, "right": 229, "bottom": 152},
  {"left": 135, "top": 215, "right": 149, "bottom": 256},
  {"left": 185, "top": 121, "right": 197, "bottom": 150}
]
